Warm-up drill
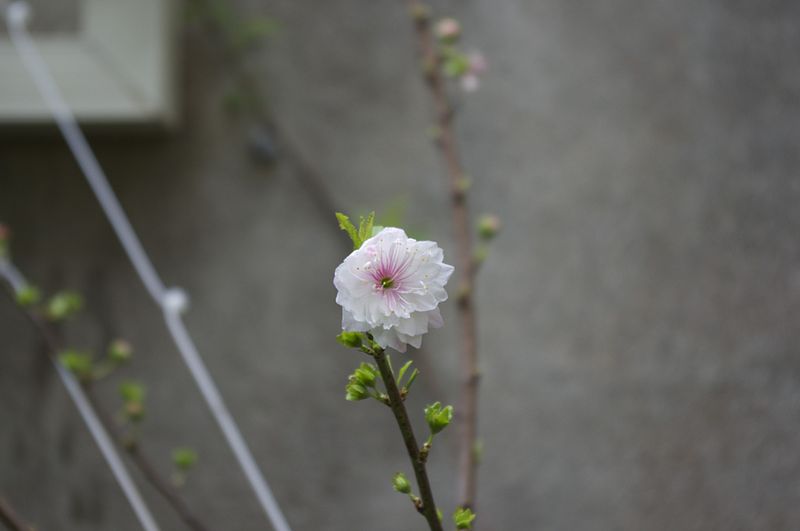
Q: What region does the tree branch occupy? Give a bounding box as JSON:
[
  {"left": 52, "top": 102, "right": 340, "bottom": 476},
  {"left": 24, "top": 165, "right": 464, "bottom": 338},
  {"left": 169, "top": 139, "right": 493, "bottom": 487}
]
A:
[
  {"left": 372, "top": 348, "right": 443, "bottom": 531},
  {"left": 403, "top": 0, "right": 481, "bottom": 511},
  {"left": 3, "top": 288, "right": 212, "bottom": 531}
]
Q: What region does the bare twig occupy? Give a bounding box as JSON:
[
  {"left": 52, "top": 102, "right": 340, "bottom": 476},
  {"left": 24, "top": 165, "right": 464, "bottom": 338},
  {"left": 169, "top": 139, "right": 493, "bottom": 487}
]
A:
[
  {"left": 372, "top": 348, "right": 443, "bottom": 531},
  {"left": 1, "top": 287, "right": 212, "bottom": 531},
  {"left": 403, "top": 1, "right": 481, "bottom": 511},
  {"left": 0, "top": 496, "right": 35, "bottom": 531}
]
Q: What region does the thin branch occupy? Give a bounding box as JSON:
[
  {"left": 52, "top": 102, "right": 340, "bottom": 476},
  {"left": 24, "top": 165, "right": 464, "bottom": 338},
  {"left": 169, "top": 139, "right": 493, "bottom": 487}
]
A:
[
  {"left": 81, "top": 389, "right": 211, "bottom": 531},
  {"left": 403, "top": 0, "right": 481, "bottom": 511},
  {"left": 372, "top": 348, "right": 444, "bottom": 531},
  {"left": 2, "top": 287, "right": 212, "bottom": 531},
  {"left": 0, "top": 496, "right": 35, "bottom": 531}
]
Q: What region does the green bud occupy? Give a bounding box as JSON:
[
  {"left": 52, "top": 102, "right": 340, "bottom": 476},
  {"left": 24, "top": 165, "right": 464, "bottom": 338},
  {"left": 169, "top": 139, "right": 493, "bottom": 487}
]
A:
[
  {"left": 336, "top": 331, "right": 363, "bottom": 349},
  {"left": 108, "top": 339, "right": 133, "bottom": 364},
  {"left": 353, "top": 362, "right": 378, "bottom": 388},
  {"left": 345, "top": 380, "right": 369, "bottom": 401},
  {"left": 119, "top": 380, "right": 145, "bottom": 404},
  {"left": 172, "top": 447, "right": 198, "bottom": 471},
  {"left": 16, "top": 284, "right": 40, "bottom": 307},
  {"left": 453, "top": 507, "right": 476, "bottom": 529},
  {"left": 59, "top": 350, "right": 93, "bottom": 380},
  {"left": 424, "top": 402, "right": 453, "bottom": 434},
  {"left": 46, "top": 291, "right": 83, "bottom": 321},
  {"left": 119, "top": 381, "right": 146, "bottom": 422},
  {"left": 392, "top": 472, "right": 411, "bottom": 494},
  {"left": 477, "top": 214, "right": 501, "bottom": 240},
  {"left": 443, "top": 52, "right": 470, "bottom": 78}
]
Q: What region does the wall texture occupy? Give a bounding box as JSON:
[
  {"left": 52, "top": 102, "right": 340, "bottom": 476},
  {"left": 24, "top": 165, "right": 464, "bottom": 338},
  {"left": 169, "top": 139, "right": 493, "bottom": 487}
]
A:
[{"left": 2, "top": 1, "right": 800, "bottom": 530}]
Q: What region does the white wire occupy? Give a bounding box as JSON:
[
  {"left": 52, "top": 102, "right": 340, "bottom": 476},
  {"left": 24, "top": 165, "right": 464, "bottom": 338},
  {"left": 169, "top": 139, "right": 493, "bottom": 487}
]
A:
[
  {"left": 0, "top": 259, "right": 161, "bottom": 531},
  {"left": 5, "top": 3, "right": 292, "bottom": 530}
]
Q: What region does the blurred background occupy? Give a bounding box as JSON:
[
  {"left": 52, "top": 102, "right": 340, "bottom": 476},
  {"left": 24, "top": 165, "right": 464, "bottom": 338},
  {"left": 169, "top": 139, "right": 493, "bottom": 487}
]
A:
[{"left": 2, "top": 0, "right": 800, "bottom": 529}]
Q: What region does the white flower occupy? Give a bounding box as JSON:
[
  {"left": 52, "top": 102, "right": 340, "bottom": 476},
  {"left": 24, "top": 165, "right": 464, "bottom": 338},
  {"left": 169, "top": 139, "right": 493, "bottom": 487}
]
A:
[{"left": 334, "top": 227, "right": 454, "bottom": 352}]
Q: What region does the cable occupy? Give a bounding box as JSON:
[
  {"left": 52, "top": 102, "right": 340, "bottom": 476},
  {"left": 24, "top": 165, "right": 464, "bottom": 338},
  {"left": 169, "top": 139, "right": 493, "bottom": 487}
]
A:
[
  {"left": 0, "top": 258, "right": 161, "bottom": 531},
  {"left": 4, "top": 3, "right": 292, "bottom": 530}
]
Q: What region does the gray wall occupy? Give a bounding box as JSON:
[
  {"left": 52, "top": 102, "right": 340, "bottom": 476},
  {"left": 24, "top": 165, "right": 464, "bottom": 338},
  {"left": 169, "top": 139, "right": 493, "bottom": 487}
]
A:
[{"left": 2, "top": 0, "right": 800, "bottom": 529}]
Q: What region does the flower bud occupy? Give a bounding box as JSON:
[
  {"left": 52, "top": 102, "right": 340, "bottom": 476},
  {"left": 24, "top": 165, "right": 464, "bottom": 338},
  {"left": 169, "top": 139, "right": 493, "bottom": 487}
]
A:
[
  {"left": 46, "top": 291, "right": 83, "bottom": 321},
  {"left": 392, "top": 472, "right": 411, "bottom": 494},
  {"left": 125, "top": 401, "right": 145, "bottom": 422},
  {"left": 16, "top": 284, "right": 40, "bottom": 307},
  {"left": 59, "top": 350, "right": 93, "bottom": 380},
  {"left": 477, "top": 214, "right": 501, "bottom": 240},
  {"left": 453, "top": 507, "right": 476, "bottom": 529},
  {"left": 108, "top": 339, "right": 133, "bottom": 364},
  {"left": 172, "top": 447, "right": 198, "bottom": 472},
  {"left": 424, "top": 402, "right": 453, "bottom": 434},
  {"left": 435, "top": 17, "right": 461, "bottom": 42},
  {"left": 345, "top": 380, "right": 369, "bottom": 401},
  {"left": 353, "top": 362, "right": 378, "bottom": 388},
  {"left": 336, "top": 331, "right": 363, "bottom": 349}
]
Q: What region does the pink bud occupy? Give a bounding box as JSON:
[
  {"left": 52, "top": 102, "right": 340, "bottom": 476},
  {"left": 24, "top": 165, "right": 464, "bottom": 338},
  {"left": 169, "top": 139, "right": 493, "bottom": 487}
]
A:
[{"left": 435, "top": 18, "right": 461, "bottom": 41}]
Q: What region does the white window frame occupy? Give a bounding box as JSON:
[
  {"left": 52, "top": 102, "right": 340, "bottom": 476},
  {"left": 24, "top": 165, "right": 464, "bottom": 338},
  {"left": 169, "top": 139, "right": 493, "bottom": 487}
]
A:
[{"left": 0, "top": 0, "right": 178, "bottom": 127}]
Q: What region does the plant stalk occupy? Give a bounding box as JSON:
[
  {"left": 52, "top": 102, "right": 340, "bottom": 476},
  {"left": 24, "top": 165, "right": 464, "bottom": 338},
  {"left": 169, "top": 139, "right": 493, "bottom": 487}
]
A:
[{"left": 373, "top": 348, "right": 443, "bottom": 531}]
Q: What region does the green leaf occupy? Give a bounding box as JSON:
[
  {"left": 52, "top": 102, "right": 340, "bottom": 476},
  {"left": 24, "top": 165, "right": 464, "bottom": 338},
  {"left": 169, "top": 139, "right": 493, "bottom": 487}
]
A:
[
  {"left": 453, "top": 507, "right": 476, "bottom": 529},
  {"left": 335, "top": 212, "right": 360, "bottom": 249},
  {"left": 357, "top": 211, "right": 375, "bottom": 246},
  {"left": 396, "top": 360, "right": 414, "bottom": 386},
  {"left": 404, "top": 368, "right": 419, "bottom": 391}
]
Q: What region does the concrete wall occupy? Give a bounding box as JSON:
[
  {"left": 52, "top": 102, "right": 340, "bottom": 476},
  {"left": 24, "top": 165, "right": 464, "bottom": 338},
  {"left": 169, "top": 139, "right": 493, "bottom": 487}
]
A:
[{"left": 2, "top": 0, "right": 800, "bottom": 529}]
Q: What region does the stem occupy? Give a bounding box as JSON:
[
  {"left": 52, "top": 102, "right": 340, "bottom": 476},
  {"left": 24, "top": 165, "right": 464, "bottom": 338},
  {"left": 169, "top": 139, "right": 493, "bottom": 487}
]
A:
[
  {"left": 82, "top": 389, "right": 212, "bottom": 531},
  {"left": 404, "top": 0, "right": 481, "bottom": 511},
  {"left": 373, "top": 349, "right": 443, "bottom": 531},
  {"left": 0, "top": 496, "right": 34, "bottom": 531},
  {"left": 3, "top": 289, "right": 212, "bottom": 531}
]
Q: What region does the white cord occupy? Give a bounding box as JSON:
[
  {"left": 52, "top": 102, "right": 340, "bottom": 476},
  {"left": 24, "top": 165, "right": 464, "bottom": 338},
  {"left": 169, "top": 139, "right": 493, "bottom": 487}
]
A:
[
  {"left": 0, "top": 259, "right": 161, "bottom": 531},
  {"left": 5, "top": 3, "right": 292, "bottom": 530}
]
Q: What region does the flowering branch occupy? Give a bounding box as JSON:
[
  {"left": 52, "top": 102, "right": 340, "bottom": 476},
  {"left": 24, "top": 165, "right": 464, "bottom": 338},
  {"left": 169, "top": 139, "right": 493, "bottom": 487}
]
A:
[
  {"left": 0, "top": 496, "right": 34, "bottom": 531},
  {"left": 334, "top": 217, "right": 477, "bottom": 530},
  {"left": 403, "top": 1, "right": 483, "bottom": 511},
  {"left": 371, "top": 345, "right": 444, "bottom": 531}
]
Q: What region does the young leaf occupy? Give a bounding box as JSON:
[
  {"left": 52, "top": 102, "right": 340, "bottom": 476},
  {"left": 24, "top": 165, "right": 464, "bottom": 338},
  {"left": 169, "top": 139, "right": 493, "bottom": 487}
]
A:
[
  {"left": 396, "top": 360, "right": 414, "bottom": 386},
  {"left": 358, "top": 211, "right": 375, "bottom": 246},
  {"left": 336, "top": 212, "right": 360, "bottom": 249}
]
